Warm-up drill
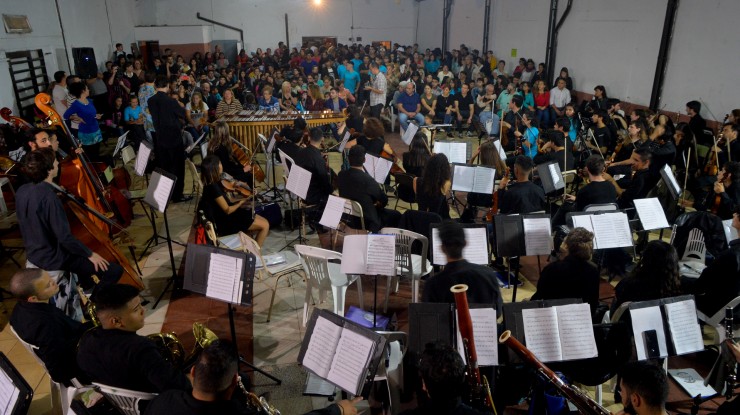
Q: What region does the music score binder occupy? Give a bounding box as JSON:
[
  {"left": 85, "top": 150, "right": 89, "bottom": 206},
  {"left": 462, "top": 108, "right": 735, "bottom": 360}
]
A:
[
  {"left": 567, "top": 210, "right": 633, "bottom": 250},
  {"left": 536, "top": 160, "right": 565, "bottom": 194},
  {"left": 183, "top": 243, "right": 256, "bottom": 306},
  {"left": 494, "top": 213, "right": 553, "bottom": 258},
  {"left": 298, "top": 309, "right": 387, "bottom": 398},
  {"left": 434, "top": 140, "right": 471, "bottom": 164},
  {"left": 628, "top": 295, "right": 704, "bottom": 361},
  {"left": 451, "top": 164, "right": 496, "bottom": 194}
]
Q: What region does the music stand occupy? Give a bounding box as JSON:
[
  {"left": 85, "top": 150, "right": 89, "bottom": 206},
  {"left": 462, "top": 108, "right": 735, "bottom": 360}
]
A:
[
  {"left": 259, "top": 130, "right": 284, "bottom": 202},
  {"left": 0, "top": 352, "right": 34, "bottom": 415},
  {"left": 183, "top": 242, "right": 281, "bottom": 384},
  {"left": 140, "top": 169, "right": 181, "bottom": 309},
  {"left": 282, "top": 163, "right": 312, "bottom": 250}
]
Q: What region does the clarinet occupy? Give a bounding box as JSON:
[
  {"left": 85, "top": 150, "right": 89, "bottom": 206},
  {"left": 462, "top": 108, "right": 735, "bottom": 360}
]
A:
[
  {"left": 450, "top": 284, "right": 496, "bottom": 413},
  {"left": 499, "top": 330, "right": 612, "bottom": 415},
  {"left": 725, "top": 307, "right": 737, "bottom": 399}
]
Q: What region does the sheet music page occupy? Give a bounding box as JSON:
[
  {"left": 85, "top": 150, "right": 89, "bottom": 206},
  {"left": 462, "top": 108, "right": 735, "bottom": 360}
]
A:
[
  {"left": 374, "top": 157, "right": 394, "bottom": 184},
  {"left": 121, "top": 145, "right": 136, "bottom": 164},
  {"left": 547, "top": 163, "right": 563, "bottom": 188},
  {"left": 113, "top": 131, "right": 130, "bottom": 157},
  {"left": 634, "top": 198, "right": 670, "bottom": 231},
  {"left": 522, "top": 307, "right": 563, "bottom": 362},
  {"left": 662, "top": 164, "right": 681, "bottom": 196},
  {"left": 303, "top": 316, "right": 343, "bottom": 378},
  {"left": 327, "top": 328, "right": 376, "bottom": 394},
  {"left": 0, "top": 368, "right": 20, "bottom": 415},
  {"left": 451, "top": 165, "right": 475, "bottom": 192},
  {"left": 464, "top": 227, "right": 490, "bottom": 265},
  {"left": 455, "top": 308, "right": 498, "bottom": 366},
  {"left": 472, "top": 166, "right": 496, "bottom": 194},
  {"left": 493, "top": 140, "right": 507, "bottom": 161},
  {"left": 363, "top": 154, "right": 378, "bottom": 179},
  {"left": 267, "top": 136, "right": 276, "bottom": 154},
  {"left": 341, "top": 235, "right": 369, "bottom": 274},
  {"left": 134, "top": 142, "right": 151, "bottom": 176},
  {"left": 401, "top": 122, "right": 418, "bottom": 145},
  {"left": 571, "top": 215, "right": 596, "bottom": 248},
  {"left": 366, "top": 235, "right": 396, "bottom": 276},
  {"left": 200, "top": 142, "right": 208, "bottom": 159},
  {"left": 523, "top": 218, "right": 553, "bottom": 256},
  {"left": 447, "top": 142, "right": 468, "bottom": 164},
  {"left": 338, "top": 131, "right": 351, "bottom": 152},
  {"left": 631, "top": 306, "right": 669, "bottom": 360},
  {"left": 591, "top": 212, "right": 632, "bottom": 249},
  {"left": 664, "top": 300, "right": 704, "bottom": 355},
  {"left": 431, "top": 228, "right": 446, "bottom": 265},
  {"left": 319, "top": 195, "right": 347, "bottom": 229},
  {"left": 286, "top": 164, "right": 312, "bottom": 200},
  {"left": 434, "top": 142, "right": 450, "bottom": 158},
  {"left": 722, "top": 219, "right": 739, "bottom": 243},
  {"left": 305, "top": 372, "right": 337, "bottom": 396},
  {"left": 205, "top": 253, "right": 239, "bottom": 303},
  {"left": 556, "top": 304, "right": 598, "bottom": 361},
  {"left": 149, "top": 174, "right": 174, "bottom": 213}
]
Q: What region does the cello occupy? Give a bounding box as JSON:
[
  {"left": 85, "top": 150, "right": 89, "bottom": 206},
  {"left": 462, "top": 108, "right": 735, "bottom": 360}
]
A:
[{"left": 34, "top": 93, "right": 132, "bottom": 231}]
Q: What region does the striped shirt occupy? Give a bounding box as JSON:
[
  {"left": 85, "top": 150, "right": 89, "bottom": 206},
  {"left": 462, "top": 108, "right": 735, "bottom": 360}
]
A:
[{"left": 370, "top": 71, "right": 387, "bottom": 107}]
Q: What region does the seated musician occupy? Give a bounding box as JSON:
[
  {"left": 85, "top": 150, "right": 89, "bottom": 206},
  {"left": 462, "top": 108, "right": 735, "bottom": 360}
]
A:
[
  {"left": 691, "top": 161, "right": 740, "bottom": 220},
  {"left": 413, "top": 153, "right": 452, "bottom": 220},
  {"left": 199, "top": 155, "right": 270, "bottom": 246},
  {"left": 400, "top": 342, "right": 490, "bottom": 415},
  {"left": 497, "top": 155, "right": 546, "bottom": 214},
  {"left": 9, "top": 269, "right": 91, "bottom": 385},
  {"left": 602, "top": 147, "right": 653, "bottom": 210},
  {"left": 500, "top": 95, "right": 526, "bottom": 152},
  {"left": 145, "top": 341, "right": 363, "bottom": 415},
  {"left": 208, "top": 121, "right": 254, "bottom": 185},
  {"left": 77, "top": 284, "right": 191, "bottom": 393},
  {"left": 460, "top": 140, "right": 507, "bottom": 223},
  {"left": 402, "top": 133, "right": 432, "bottom": 177},
  {"left": 606, "top": 120, "right": 649, "bottom": 178},
  {"left": 14, "top": 128, "right": 62, "bottom": 188},
  {"left": 689, "top": 207, "right": 740, "bottom": 317},
  {"left": 337, "top": 146, "right": 401, "bottom": 233},
  {"left": 531, "top": 228, "right": 600, "bottom": 317},
  {"left": 717, "top": 122, "right": 740, "bottom": 166},
  {"left": 422, "top": 220, "right": 502, "bottom": 311},
  {"left": 534, "top": 119, "right": 573, "bottom": 172},
  {"left": 276, "top": 116, "right": 306, "bottom": 161},
  {"left": 564, "top": 155, "right": 618, "bottom": 212},
  {"left": 586, "top": 109, "right": 613, "bottom": 155},
  {"left": 345, "top": 117, "right": 393, "bottom": 158},
  {"left": 618, "top": 362, "right": 669, "bottom": 415},
  {"left": 257, "top": 85, "right": 281, "bottom": 112},
  {"left": 297, "top": 127, "right": 334, "bottom": 208},
  {"left": 16, "top": 148, "right": 123, "bottom": 291}
]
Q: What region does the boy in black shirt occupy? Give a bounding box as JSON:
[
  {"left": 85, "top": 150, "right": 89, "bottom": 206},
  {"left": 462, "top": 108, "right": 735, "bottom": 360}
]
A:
[{"left": 587, "top": 109, "right": 613, "bottom": 155}]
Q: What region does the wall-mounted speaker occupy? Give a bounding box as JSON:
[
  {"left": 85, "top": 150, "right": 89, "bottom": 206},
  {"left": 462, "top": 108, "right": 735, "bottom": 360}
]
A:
[{"left": 72, "top": 47, "right": 98, "bottom": 79}]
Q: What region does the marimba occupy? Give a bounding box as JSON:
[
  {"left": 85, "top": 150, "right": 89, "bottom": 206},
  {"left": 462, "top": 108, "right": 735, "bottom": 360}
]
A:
[{"left": 218, "top": 110, "right": 347, "bottom": 152}]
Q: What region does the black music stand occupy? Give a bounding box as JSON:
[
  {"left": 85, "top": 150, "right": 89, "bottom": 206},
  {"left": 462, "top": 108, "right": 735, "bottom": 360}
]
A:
[
  {"left": 184, "top": 242, "right": 281, "bottom": 384},
  {"left": 141, "top": 169, "right": 181, "bottom": 309},
  {"left": 259, "top": 130, "right": 285, "bottom": 202},
  {"left": 0, "top": 352, "right": 34, "bottom": 415}
]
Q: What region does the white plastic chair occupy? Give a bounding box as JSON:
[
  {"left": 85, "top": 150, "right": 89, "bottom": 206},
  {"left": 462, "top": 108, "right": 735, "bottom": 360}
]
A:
[
  {"left": 583, "top": 203, "right": 619, "bottom": 213},
  {"left": 9, "top": 326, "right": 86, "bottom": 415},
  {"left": 93, "top": 383, "right": 157, "bottom": 415},
  {"left": 697, "top": 296, "right": 740, "bottom": 344},
  {"left": 380, "top": 228, "right": 432, "bottom": 311},
  {"left": 239, "top": 232, "right": 304, "bottom": 322},
  {"left": 294, "top": 245, "right": 364, "bottom": 326},
  {"left": 678, "top": 228, "right": 707, "bottom": 278},
  {"left": 372, "top": 331, "right": 408, "bottom": 415},
  {"left": 185, "top": 158, "right": 203, "bottom": 211}
]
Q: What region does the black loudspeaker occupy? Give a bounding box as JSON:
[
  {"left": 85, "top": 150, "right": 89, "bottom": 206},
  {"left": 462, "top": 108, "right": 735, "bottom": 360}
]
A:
[{"left": 72, "top": 47, "right": 98, "bottom": 79}]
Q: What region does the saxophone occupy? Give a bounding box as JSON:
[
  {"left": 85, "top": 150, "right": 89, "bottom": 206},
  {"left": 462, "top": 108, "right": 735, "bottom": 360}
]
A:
[
  {"left": 450, "top": 284, "right": 496, "bottom": 414},
  {"left": 238, "top": 375, "right": 281, "bottom": 415}
]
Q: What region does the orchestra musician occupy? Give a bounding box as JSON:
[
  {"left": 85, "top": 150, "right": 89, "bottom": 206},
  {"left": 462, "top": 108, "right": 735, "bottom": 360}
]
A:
[
  {"left": 606, "top": 120, "right": 650, "bottom": 178},
  {"left": 297, "top": 127, "right": 334, "bottom": 209},
  {"left": 501, "top": 95, "right": 526, "bottom": 152},
  {"left": 16, "top": 148, "right": 123, "bottom": 292},
  {"left": 602, "top": 147, "right": 653, "bottom": 210},
  {"left": 276, "top": 117, "right": 307, "bottom": 161},
  {"left": 413, "top": 153, "right": 452, "bottom": 219},
  {"left": 337, "top": 146, "right": 401, "bottom": 233},
  {"left": 198, "top": 155, "right": 270, "bottom": 246},
  {"left": 208, "top": 121, "right": 254, "bottom": 185},
  {"left": 461, "top": 140, "right": 506, "bottom": 222},
  {"left": 535, "top": 117, "right": 574, "bottom": 172},
  {"left": 618, "top": 362, "right": 670, "bottom": 415},
  {"left": 402, "top": 133, "right": 433, "bottom": 177},
  {"left": 689, "top": 161, "right": 740, "bottom": 220},
  {"left": 497, "top": 155, "right": 546, "bottom": 215}
]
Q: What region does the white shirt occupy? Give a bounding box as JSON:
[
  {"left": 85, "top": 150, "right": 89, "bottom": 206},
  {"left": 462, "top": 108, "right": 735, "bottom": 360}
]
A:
[
  {"left": 52, "top": 84, "right": 68, "bottom": 116},
  {"left": 549, "top": 87, "right": 571, "bottom": 108},
  {"left": 370, "top": 71, "right": 387, "bottom": 107}
]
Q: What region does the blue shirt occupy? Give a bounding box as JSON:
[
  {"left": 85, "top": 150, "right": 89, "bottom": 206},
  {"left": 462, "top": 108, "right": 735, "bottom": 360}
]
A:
[
  {"left": 123, "top": 106, "right": 143, "bottom": 122},
  {"left": 64, "top": 99, "right": 99, "bottom": 134},
  {"left": 300, "top": 59, "right": 317, "bottom": 76},
  {"left": 351, "top": 59, "right": 363, "bottom": 70},
  {"left": 342, "top": 70, "right": 361, "bottom": 93},
  {"left": 425, "top": 59, "right": 440, "bottom": 75},
  {"left": 258, "top": 96, "right": 280, "bottom": 112},
  {"left": 520, "top": 92, "right": 535, "bottom": 110},
  {"left": 522, "top": 126, "right": 539, "bottom": 158},
  {"left": 337, "top": 64, "right": 347, "bottom": 80},
  {"left": 568, "top": 116, "right": 577, "bottom": 142},
  {"left": 397, "top": 92, "right": 421, "bottom": 113}
]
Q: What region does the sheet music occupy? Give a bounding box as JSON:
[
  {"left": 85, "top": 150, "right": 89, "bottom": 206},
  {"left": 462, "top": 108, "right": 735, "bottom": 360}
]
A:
[
  {"left": 556, "top": 304, "right": 598, "bottom": 361},
  {"left": 401, "top": 122, "right": 418, "bottom": 145},
  {"left": 304, "top": 372, "right": 336, "bottom": 396},
  {"left": 522, "top": 307, "right": 563, "bottom": 362},
  {"left": 662, "top": 164, "right": 681, "bottom": 196},
  {"left": 366, "top": 235, "right": 396, "bottom": 276},
  {"left": 363, "top": 154, "right": 393, "bottom": 184},
  {"left": 146, "top": 173, "right": 175, "bottom": 213},
  {"left": 134, "top": 142, "right": 151, "bottom": 176},
  {"left": 668, "top": 369, "right": 717, "bottom": 399},
  {"left": 113, "top": 131, "right": 130, "bottom": 157},
  {"left": 451, "top": 165, "right": 475, "bottom": 192},
  {"left": 432, "top": 227, "right": 490, "bottom": 265},
  {"left": 571, "top": 215, "right": 595, "bottom": 237},
  {"left": 341, "top": 235, "right": 368, "bottom": 275},
  {"left": 0, "top": 368, "right": 20, "bottom": 415},
  {"left": 634, "top": 198, "right": 670, "bottom": 231},
  {"left": 547, "top": 163, "right": 563, "bottom": 187},
  {"left": 303, "top": 316, "right": 343, "bottom": 378},
  {"left": 591, "top": 212, "right": 632, "bottom": 249},
  {"left": 631, "top": 306, "right": 669, "bottom": 360},
  {"left": 338, "top": 131, "right": 351, "bottom": 152},
  {"left": 327, "top": 328, "right": 376, "bottom": 394},
  {"left": 267, "top": 135, "right": 276, "bottom": 154},
  {"left": 473, "top": 167, "right": 496, "bottom": 194},
  {"left": 121, "top": 145, "right": 136, "bottom": 165},
  {"left": 493, "top": 140, "right": 507, "bottom": 161},
  {"left": 435, "top": 142, "right": 467, "bottom": 164},
  {"left": 456, "top": 308, "right": 498, "bottom": 366},
  {"left": 319, "top": 195, "right": 347, "bottom": 229},
  {"left": 664, "top": 300, "right": 704, "bottom": 355},
  {"left": 205, "top": 253, "right": 242, "bottom": 303},
  {"left": 200, "top": 141, "right": 208, "bottom": 159},
  {"left": 286, "top": 164, "right": 312, "bottom": 200},
  {"left": 722, "top": 219, "right": 739, "bottom": 243},
  {"left": 523, "top": 218, "right": 553, "bottom": 256}
]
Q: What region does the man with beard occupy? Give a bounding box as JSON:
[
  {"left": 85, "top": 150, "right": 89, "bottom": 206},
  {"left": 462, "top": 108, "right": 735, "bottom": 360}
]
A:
[{"left": 618, "top": 362, "right": 668, "bottom": 415}]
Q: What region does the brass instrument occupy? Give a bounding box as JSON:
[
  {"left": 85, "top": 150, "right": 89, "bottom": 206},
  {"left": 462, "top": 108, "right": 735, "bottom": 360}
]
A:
[
  {"left": 450, "top": 284, "right": 496, "bottom": 413},
  {"left": 499, "top": 330, "right": 612, "bottom": 415},
  {"left": 238, "top": 375, "right": 281, "bottom": 415}
]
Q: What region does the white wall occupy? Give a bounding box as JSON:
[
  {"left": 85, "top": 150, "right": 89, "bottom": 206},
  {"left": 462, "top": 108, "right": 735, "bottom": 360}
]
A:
[
  {"left": 490, "top": 0, "right": 551, "bottom": 69},
  {"left": 139, "top": 0, "right": 419, "bottom": 53},
  {"left": 134, "top": 26, "right": 212, "bottom": 46},
  {"left": 660, "top": 0, "right": 740, "bottom": 119}
]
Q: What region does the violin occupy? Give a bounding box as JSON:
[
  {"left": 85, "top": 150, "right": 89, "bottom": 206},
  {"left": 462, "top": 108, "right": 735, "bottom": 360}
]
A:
[
  {"left": 486, "top": 167, "right": 510, "bottom": 220},
  {"left": 229, "top": 137, "right": 265, "bottom": 183},
  {"left": 704, "top": 133, "right": 724, "bottom": 177},
  {"left": 709, "top": 170, "right": 728, "bottom": 215},
  {"left": 221, "top": 173, "right": 253, "bottom": 198}
]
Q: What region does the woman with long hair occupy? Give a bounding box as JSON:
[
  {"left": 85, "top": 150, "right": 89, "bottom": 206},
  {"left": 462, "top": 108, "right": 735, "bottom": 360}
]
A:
[
  {"left": 402, "top": 132, "right": 432, "bottom": 177},
  {"left": 612, "top": 240, "right": 681, "bottom": 312},
  {"left": 534, "top": 80, "right": 551, "bottom": 129},
  {"left": 278, "top": 81, "right": 298, "bottom": 112},
  {"left": 304, "top": 84, "right": 325, "bottom": 111},
  {"left": 64, "top": 82, "right": 105, "bottom": 162},
  {"left": 186, "top": 91, "right": 209, "bottom": 141},
  {"left": 132, "top": 59, "right": 145, "bottom": 80},
  {"left": 650, "top": 114, "right": 676, "bottom": 143},
  {"left": 607, "top": 119, "right": 650, "bottom": 177},
  {"left": 519, "top": 81, "right": 535, "bottom": 113},
  {"left": 208, "top": 121, "right": 253, "bottom": 185},
  {"left": 199, "top": 155, "right": 269, "bottom": 246},
  {"left": 460, "top": 139, "right": 507, "bottom": 222},
  {"left": 420, "top": 84, "right": 437, "bottom": 119},
  {"left": 414, "top": 153, "right": 452, "bottom": 219}
]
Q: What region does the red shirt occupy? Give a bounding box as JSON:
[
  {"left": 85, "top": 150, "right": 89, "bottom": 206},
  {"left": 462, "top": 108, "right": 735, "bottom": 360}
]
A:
[{"left": 534, "top": 92, "right": 550, "bottom": 107}]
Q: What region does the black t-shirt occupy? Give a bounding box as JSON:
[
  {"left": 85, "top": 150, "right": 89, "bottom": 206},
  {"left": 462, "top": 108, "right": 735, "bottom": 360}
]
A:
[
  {"left": 499, "top": 181, "right": 546, "bottom": 214},
  {"left": 279, "top": 125, "right": 304, "bottom": 144},
  {"left": 592, "top": 126, "right": 612, "bottom": 151},
  {"left": 455, "top": 93, "right": 474, "bottom": 114},
  {"left": 435, "top": 94, "right": 455, "bottom": 114},
  {"left": 355, "top": 135, "right": 386, "bottom": 156},
  {"left": 576, "top": 180, "right": 618, "bottom": 211},
  {"left": 200, "top": 183, "right": 255, "bottom": 235}
]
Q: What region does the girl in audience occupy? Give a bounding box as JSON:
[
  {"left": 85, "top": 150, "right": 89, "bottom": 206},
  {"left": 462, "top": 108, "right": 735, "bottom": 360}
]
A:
[
  {"left": 420, "top": 85, "right": 437, "bottom": 119},
  {"left": 199, "top": 155, "right": 270, "bottom": 246},
  {"left": 555, "top": 67, "right": 573, "bottom": 91},
  {"left": 186, "top": 91, "right": 209, "bottom": 141},
  {"left": 519, "top": 81, "right": 535, "bottom": 113},
  {"left": 534, "top": 80, "right": 551, "bottom": 129},
  {"left": 304, "top": 84, "right": 325, "bottom": 111},
  {"left": 611, "top": 240, "right": 681, "bottom": 313},
  {"left": 132, "top": 59, "right": 145, "bottom": 80},
  {"left": 414, "top": 153, "right": 451, "bottom": 219}
]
